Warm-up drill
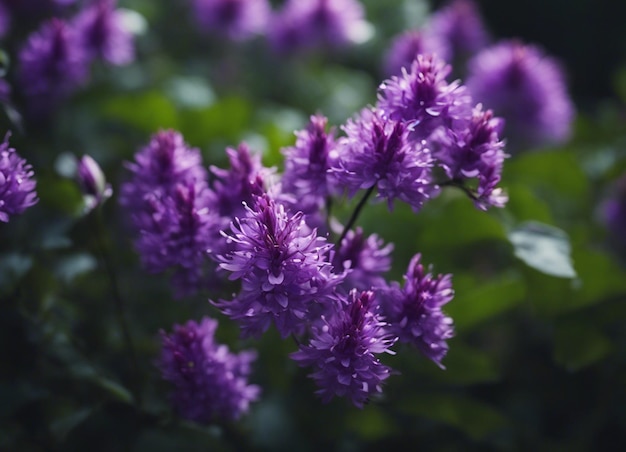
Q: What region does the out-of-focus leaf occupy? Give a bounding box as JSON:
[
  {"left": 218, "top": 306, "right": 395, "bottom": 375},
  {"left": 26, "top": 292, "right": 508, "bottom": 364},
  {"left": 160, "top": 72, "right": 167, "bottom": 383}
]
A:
[
  {"left": 503, "top": 183, "right": 553, "bottom": 223},
  {"left": 37, "top": 176, "right": 84, "bottom": 217},
  {"left": 570, "top": 247, "right": 626, "bottom": 309},
  {"left": 54, "top": 253, "right": 98, "bottom": 285},
  {"left": 0, "top": 253, "right": 33, "bottom": 289},
  {"left": 398, "top": 394, "right": 510, "bottom": 441},
  {"left": 346, "top": 406, "right": 395, "bottom": 441},
  {"left": 508, "top": 221, "right": 576, "bottom": 278},
  {"left": 166, "top": 76, "right": 215, "bottom": 109},
  {"left": 101, "top": 91, "right": 179, "bottom": 132},
  {"left": 446, "top": 274, "right": 526, "bottom": 332},
  {"left": 50, "top": 407, "right": 96, "bottom": 442},
  {"left": 554, "top": 320, "right": 612, "bottom": 371}
]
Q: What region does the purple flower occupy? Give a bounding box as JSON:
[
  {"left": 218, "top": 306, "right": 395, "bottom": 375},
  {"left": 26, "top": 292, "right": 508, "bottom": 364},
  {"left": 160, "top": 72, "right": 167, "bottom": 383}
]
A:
[
  {"left": 215, "top": 194, "right": 343, "bottom": 338},
  {"left": 466, "top": 40, "right": 575, "bottom": 150},
  {"left": 383, "top": 30, "right": 449, "bottom": 77},
  {"left": 332, "top": 227, "right": 393, "bottom": 291},
  {"left": 0, "top": 2, "right": 10, "bottom": 38},
  {"left": 433, "top": 104, "right": 508, "bottom": 210},
  {"left": 377, "top": 53, "right": 471, "bottom": 139},
  {"left": 601, "top": 174, "right": 626, "bottom": 253},
  {"left": 425, "top": 0, "right": 489, "bottom": 63},
  {"left": 280, "top": 114, "right": 337, "bottom": 215},
  {"left": 73, "top": 0, "right": 135, "bottom": 66},
  {"left": 18, "top": 18, "right": 89, "bottom": 109},
  {"left": 190, "top": 0, "right": 269, "bottom": 40},
  {"left": 380, "top": 254, "right": 454, "bottom": 367},
  {"left": 158, "top": 317, "right": 260, "bottom": 423},
  {"left": 76, "top": 154, "right": 112, "bottom": 212},
  {"left": 291, "top": 289, "right": 396, "bottom": 408},
  {"left": 0, "top": 132, "right": 38, "bottom": 222},
  {"left": 330, "top": 107, "right": 436, "bottom": 212},
  {"left": 120, "top": 130, "right": 208, "bottom": 225},
  {"left": 269, "top": 0, "right": 368, "bottom": 54},
  {"left": 135, "top": 181, "right": 219, "bottom": 298}
]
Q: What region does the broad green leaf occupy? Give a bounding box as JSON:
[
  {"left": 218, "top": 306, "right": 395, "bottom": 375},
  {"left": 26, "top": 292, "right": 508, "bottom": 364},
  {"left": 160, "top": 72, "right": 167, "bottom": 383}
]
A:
[
  {"left": 508, "top": 221, "right": 576, "bottom": 278},
  {"left": 398, "top": 394, "right": 510, "bottom": 441},
  {"left": 554, "top": 320, "right": 612, "bottom": 371},
  {"left": 446, "top": 274, "right": 526, "bottom": 332},
  {"left": 101, "top": 91, "right": 179, "bottom": 132}
]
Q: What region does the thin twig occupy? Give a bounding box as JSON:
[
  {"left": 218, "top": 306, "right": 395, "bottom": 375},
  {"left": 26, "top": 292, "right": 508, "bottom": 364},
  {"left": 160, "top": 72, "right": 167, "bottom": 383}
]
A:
[{"left": 336, "top": 185, "right": 376, "bottom": 247}]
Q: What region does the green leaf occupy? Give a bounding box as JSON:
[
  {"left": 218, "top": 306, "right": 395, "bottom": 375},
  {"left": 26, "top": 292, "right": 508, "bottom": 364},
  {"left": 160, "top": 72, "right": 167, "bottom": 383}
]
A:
[
  {"left": 0, "top": 253, "right": 33, "bottom": 289},
  {"left": 554, "top": 320, "right": 612, "bottom": 371},
  {"left": 398, "top": 394, "right": 510, "bottom": 441},
  {"left": 54, "top": 253, "right": 98, "bottom": 285},
  {"left": 101, "top": 91, "right": 179, "bottom": 132},
  {"left": 50, "top": 407, "right": 96, "bottom": 442},
  {"left": 446, "top": 274, "right": 526, "bottom": 332},
  {"left": 346, "top": 406, "right": 395, "bottom": 441},
  {"left": 508, "top": 221, "right": 577, "bottom": 278}
]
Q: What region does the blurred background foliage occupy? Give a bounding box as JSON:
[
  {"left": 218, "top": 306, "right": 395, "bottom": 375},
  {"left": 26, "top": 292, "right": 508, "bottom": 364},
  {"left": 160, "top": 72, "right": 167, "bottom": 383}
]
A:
[{"left": 1, "top": 0, "right": 625, "bottom": 451}]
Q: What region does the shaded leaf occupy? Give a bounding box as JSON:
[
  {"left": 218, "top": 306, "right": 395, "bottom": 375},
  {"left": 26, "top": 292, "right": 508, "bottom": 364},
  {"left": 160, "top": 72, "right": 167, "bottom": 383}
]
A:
[
  {"left": 554, "top": 320, "right": 612, "bottom": 371},
  {"left": 50, "top": 407, "right": 96, "bottom": 442}
]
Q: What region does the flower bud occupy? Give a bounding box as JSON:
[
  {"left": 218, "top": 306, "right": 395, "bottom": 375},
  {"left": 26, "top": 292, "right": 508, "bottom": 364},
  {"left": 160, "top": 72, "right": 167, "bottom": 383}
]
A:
[{"left": 77, "top": 154, "right": 112, "bottom": 211}]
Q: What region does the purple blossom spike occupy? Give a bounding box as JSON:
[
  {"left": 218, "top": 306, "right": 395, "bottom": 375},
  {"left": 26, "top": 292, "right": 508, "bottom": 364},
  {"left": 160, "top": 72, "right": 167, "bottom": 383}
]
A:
[
  {"left": 291, "top": 289, "right": 396, "bottom": 408},
  {"left": 214, "top": 194, "right": 343, "bottom": 338},
  {"left": 190, "top": 0, "right": 269, "bottom": 40},
  {"left": 433, "top": 104, "right": 508, "bottom": 210},
  {"left": 158, "top": 317, "right": 260, "bottom": 423},
  {"left": 120, "top": 130, "right": 208, "bottom": 223},
  {"left": 332, "top": 227, "right": 393, "bottom": 291},
  {"left": 425, "top": 0, "right": 489, "bottom": 63},
  {"left": 135, "top": 181, "right": 218, "bottom": 298},
  {"left": 77, "top": 154, "right": 112, "bottom": 212},
  {"left": 281, "top": 114, "right": 337, "bottom": 215},
  {"left": 73, "top": 0, "right": 135, "bottom": 66},
  {"left": 381, "top": 254, "right": 454, "bottom": 367},
  {"left": 0, "top": 133, "right": 38, "bottom": 222},
  {"left": 18, "top": 18, "right": 89, "bottom": 110},
  {"left": 330, "top": 107, "right": 436, "bottom": 212},
  {"left": 377, "top": 53, "right": 471, "bottom": 139},
  {"left": 269, "top": 0, "right": 368, "bottom": 54},
  {"left": 466, "top": 40, "right": 575, "bottom": 150},
  {"left": 383, "top": 30, "right": 449, "bottom": 77}
]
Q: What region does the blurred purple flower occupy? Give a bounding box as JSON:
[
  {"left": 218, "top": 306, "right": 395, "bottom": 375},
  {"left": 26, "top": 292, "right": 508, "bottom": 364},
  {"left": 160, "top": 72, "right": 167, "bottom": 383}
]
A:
[
  {"left": 601, "top": 174, "right": 626, "bottom": 253},
  {"left": 76, "top": 154, "right": 112, "bottom": 212},
  {"left": 291, "top": 289, "right": 396, "bottom": 408},
  {"left": 0, "top": 2, "right": 10, "bottom": 38},
  {"left": 73, "top": 0, "right": 135, "bottom": 66},
  {"left": 330, "top": 107, "right": 436, "bottom": 212},
  {"left": 332, "top": 227, "right": 393, "bottom": 291},
  {"left": 425, "top": 0, "right": 489, "bottom": 63},
  {"left": 383, "top": 30, "right": 448, "bottom": 77},
  {"left": 466, "top": 40, "right": 575, "bottom": 150},
  {"left": 281, "top": 114, "right": 337, "bottom": 215},
  {"left": 381, "top": 254, "right": 454, "bottom": 367},
  {"left": 0, "top": 132, "right": 37, "bottom": 222},
  {"left": 433, "top": 104, "right": 508, "bottom": 210},
  {"left": 269, "top": 0, "right": 368, "bottom": 54},
  {"left": 18, "top": 18, "right": 89, "bottom": 109},
  {"left": 190, "top": 0, "right": 269, "bottom": 40},
  {"left": 158, "top": 317, "right": 260, "bottom": 423},
  {"left": 377, "top": 53, "right": 471, "bottom": 139},
  {"left": 214, "top": 194, "right": 343, "bottom": 338}
]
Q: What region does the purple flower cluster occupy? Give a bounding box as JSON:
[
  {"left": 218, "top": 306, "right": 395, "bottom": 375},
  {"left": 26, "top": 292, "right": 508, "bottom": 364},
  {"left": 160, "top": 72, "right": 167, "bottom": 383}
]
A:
[
  {"left": 0, "top": 133, "right": 38, "bottom": 222},
  {"left": 158, "top": 317, "right": 260, "bottom": 423},
  {"left": 291, "top": 289, "right": 396, "bottom": 408},
  {"left": 466, "top": 40, "right": 575, "bottom": 150},
  {"left": 16, "top": 0, "right": 135, "bottom": 115},
  {"left": 190, "top": 0, "right": 269, "bottom": 41}
]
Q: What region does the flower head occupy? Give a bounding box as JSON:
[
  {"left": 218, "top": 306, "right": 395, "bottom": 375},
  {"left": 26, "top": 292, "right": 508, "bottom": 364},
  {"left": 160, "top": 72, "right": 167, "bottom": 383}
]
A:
[
  {"left": 466, "top": 40, "right": 575, "bottom": 150},
  {"left": 291, "top": 289, "right": 396, "bottom": 408},
  {"left": 73, "top": 0, "right": 135, "bottom": 66},
  {"left": 377, "top": 54, "right": 472, "bottom": 141},
  {"left": 433, "top": 104, "right": 508, "bottom": 210},
  {"left": 381, "top": 254, "right": 454, "bottom": 367},
  {"left": 0, "top": 133, "right": 37, "bottom": 222},
  {"left": 77, "top": 154, "right": 112, "bottom": 212},
  {"left": 158, "top": 317, "right": 260, "bottom": 423},
  {"left": 215, "top": 194, "right": 343, "bottom": 338},
  {"left": 281, "top": 114, "right": 337, "bottom": 214},
  {"left": 190, "top": 0, "right": 269, "bottom": 40},
  {"left": 269, "top": 0, "right": 368, "bottom": 54},
  {"left": 18, "top": 18, "right": 89, "bottom": 110},
  {"left": 330, "top": 107, "right": 436, "bottom": 212},
  {"left": 383, "top": 30, "right": 448, "bottom": 77}
]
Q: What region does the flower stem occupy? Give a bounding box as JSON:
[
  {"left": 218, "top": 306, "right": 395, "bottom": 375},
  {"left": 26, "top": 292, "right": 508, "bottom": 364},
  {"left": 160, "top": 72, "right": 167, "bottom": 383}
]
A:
[
  {"left": 439, "top": 179, "right": 479, "bottom": 203},
  {"left": 336, "top": 185, "right": 376, "bottom": 247},
  {"left": 91, "top": 208, "right": 142, "bottom": 407}
]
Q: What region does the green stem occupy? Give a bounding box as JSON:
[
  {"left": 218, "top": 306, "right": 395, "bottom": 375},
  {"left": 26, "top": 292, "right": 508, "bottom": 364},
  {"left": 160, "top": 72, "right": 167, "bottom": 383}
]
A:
[
  {"left": 91, "top": 209, "right": 142, "bottom": 408},
  {"left": 439, "top": 179, "right": 480, "bottom": 203},
  {"left": 336, "top": 185, "right": 376, "bottom": 247}
]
